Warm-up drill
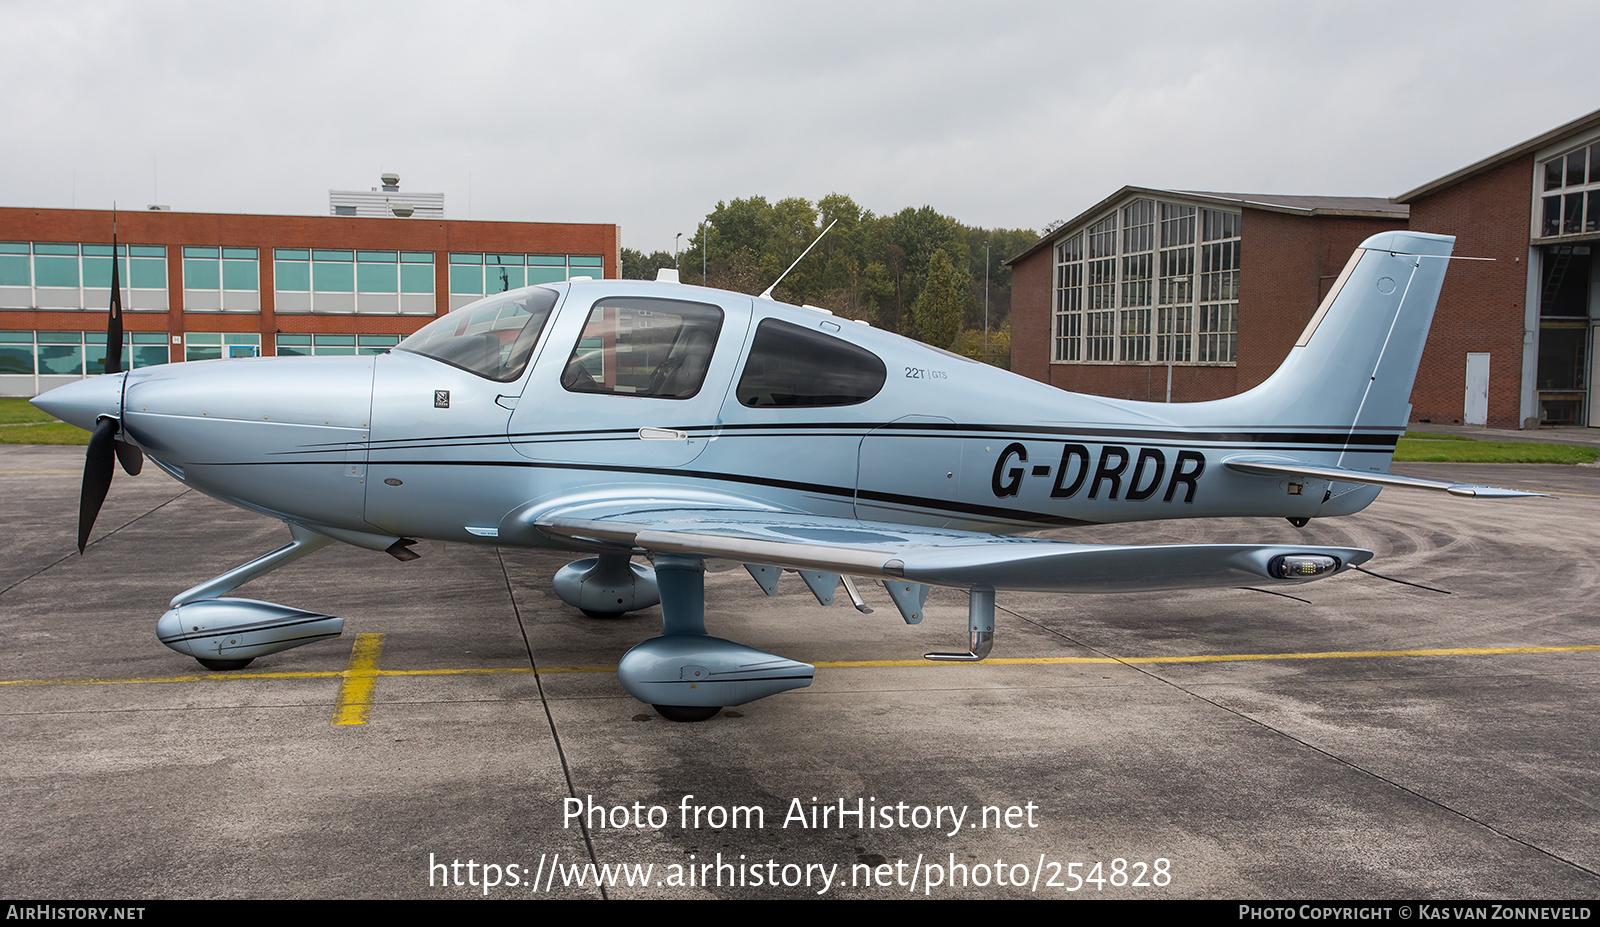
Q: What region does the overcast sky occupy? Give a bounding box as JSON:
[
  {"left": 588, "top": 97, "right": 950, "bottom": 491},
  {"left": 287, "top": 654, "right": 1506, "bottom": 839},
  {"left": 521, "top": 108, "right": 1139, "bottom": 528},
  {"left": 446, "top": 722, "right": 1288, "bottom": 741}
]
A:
[{"left": 2, "top": 0, "right": 1596, "bottom": 254}]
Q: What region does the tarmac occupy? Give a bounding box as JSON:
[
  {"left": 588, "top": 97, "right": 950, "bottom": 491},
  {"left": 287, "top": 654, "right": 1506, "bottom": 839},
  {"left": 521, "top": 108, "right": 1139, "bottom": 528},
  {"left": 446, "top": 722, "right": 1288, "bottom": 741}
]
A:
[{"left": 1, "top": 444, "right": 1597, "bottom": 900}]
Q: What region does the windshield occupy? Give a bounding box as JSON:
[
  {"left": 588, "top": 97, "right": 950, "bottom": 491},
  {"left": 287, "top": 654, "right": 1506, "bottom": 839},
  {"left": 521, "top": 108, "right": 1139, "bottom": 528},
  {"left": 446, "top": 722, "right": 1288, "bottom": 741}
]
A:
[{"left": 395, "top": 287, "right": 559, "bottom": 381}]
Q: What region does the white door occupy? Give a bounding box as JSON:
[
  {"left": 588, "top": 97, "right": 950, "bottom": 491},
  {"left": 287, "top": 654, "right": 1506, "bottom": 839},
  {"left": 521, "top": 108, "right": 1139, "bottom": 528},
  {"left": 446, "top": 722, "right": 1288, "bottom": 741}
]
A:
[{"left": 1464, "top": 352, "right": 1489, "bottom": 426}]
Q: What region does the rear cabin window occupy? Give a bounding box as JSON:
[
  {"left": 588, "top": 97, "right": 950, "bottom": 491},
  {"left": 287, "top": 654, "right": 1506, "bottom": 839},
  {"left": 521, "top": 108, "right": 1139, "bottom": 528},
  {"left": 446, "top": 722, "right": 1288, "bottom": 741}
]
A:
[
  {"left": 735, "top": 319, "right": 887, "bottom": 407},
  {"left": 561, "top": 297, "right": 724, "bottom": 399}
]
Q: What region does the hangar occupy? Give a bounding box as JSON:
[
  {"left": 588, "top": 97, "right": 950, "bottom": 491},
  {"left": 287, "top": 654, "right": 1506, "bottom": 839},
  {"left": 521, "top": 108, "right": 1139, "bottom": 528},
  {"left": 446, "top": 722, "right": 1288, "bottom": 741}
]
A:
[
  {"left": 1008, "top": 108, "right": 1600, "bottom": 429},
  {"left": 0, "top": 188, "right": 618, "bottom": 397}
]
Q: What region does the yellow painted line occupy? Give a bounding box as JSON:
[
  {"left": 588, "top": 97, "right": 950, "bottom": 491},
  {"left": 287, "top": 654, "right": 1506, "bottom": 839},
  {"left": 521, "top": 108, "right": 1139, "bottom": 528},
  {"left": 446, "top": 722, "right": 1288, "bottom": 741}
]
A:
[
  {"left": 0, "top": 470, "right": 81, "bottom": 474},
  {"left": 1, "top": 645, "right": 1597, "bottom": 690},
  {"left": 819, "top": 645, "right": 1600, "bottom": 668},
  {"left": 330, "top": 633, "right": 384, "bottom": 726}
]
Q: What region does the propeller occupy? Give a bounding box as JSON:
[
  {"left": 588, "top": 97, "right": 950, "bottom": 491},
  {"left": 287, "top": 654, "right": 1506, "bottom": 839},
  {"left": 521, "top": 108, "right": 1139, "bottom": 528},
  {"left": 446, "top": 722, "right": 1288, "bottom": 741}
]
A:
[
  {"left": 73, "top": 414, "right": 145, "bottom": 554},
  {"left": 74, "top": 211, "right": 145, "bottom": 553}
]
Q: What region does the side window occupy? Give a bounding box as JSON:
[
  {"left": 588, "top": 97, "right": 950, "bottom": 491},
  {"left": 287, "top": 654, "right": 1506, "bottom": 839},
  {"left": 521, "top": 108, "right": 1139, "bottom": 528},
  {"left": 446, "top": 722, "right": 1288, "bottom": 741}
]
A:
[
  {"left": 562, "top": 298, "right": 724, "bottom": 399},
  {"left": 735, "top": 319, "right": 887, "bottom": 407}
]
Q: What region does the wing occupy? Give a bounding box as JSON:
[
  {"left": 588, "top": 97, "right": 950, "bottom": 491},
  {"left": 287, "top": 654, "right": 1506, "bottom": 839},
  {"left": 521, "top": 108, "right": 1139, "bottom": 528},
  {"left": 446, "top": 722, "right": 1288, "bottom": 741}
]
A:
[
  {"left": 533, "top": 500, "right": 1371, "bottom": 594},
  {"left": 1224, "top": 456, "right": 1549, "bottom": 498}
]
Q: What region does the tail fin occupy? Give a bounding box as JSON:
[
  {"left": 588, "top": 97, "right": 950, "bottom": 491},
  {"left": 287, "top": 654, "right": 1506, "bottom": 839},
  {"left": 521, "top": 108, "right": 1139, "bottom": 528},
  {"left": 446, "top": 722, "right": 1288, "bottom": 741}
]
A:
[
  {"left": 1219, "top": 230, "right": 1454, "bottom": 447},
  {"left": 1214, "top": 231, "right": 1541, "bottom": 500}
]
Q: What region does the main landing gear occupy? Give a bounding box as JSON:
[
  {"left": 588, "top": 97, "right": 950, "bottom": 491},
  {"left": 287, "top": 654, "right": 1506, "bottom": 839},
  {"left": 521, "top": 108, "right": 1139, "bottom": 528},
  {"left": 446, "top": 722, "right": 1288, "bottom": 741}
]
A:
[
  {"left": 568, "top": 554, "right": 814, "bottom": 723},
  {"left": 557, "top": 554, "right": 1002, "bottom": 722}
]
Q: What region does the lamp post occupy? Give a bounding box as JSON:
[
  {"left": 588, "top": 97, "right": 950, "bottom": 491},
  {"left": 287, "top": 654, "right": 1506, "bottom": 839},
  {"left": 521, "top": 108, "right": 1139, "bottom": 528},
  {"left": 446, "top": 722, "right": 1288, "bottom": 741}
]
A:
[
  {"left": 700, "top": 221, "right": 710, "bottom": 284},
  {"left": 983, "top": 239, "right": 990, "bottom": 358}
]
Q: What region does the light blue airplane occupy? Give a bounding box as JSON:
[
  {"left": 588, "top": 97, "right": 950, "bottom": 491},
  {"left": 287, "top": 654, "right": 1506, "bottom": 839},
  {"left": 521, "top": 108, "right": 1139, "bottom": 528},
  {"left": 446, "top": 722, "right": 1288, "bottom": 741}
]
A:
[{"left": 34, "top": 230, "right": 1536, "bottom": 721}]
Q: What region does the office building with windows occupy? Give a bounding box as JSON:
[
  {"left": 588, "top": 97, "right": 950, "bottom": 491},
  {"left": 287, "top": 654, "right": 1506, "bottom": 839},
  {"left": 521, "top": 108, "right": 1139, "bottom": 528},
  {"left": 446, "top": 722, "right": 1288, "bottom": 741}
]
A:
[
  {"left": 0, "top": 206, "right": 618, "bottom": 397},
  {"left": 1009, "top": 108, "right": 1600, "bottom": 430}
]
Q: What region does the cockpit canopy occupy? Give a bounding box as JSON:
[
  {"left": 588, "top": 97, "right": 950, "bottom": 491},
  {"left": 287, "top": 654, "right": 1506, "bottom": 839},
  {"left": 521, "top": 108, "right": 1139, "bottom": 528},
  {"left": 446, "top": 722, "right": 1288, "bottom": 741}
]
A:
[{"left": 395, "top": 287, "right": 559, "bottom": 381}]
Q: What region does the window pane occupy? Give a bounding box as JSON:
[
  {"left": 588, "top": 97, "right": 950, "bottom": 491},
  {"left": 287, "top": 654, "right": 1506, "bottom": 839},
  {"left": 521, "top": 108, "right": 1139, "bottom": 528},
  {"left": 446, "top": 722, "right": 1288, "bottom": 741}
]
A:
[
  {"left": 35, "top": 255, "right": 79, "bottom": 287},
  {"left": 0, "top": 344, "right": 32, "bottom": 374},
  {"left": 1567, "top": 148, "right": 1587, "bottom": 187},
  {"left": 129, "top": 258, "right": 165, "bottom": 289},
  {"left": 0, "top": 254, "right": 28, "bottom": 286},
  {"left": 85, "top": 341, "right": 108, "bottom": 376},
  {"left": 736, "top": 319, "right": 886, "bottom": 407},
  {"left": 400, "top": 263, "right": 433, "bottom": 294},
  {"left": 450, "top": 264, "right": 483, "bottom": 295},
  {"left": 483, "top": 264, "right": 523, "bottom": 294},
  {"left": 398, "top": 287, "right": 559, "bottom": 381},
  {"left": 357, "top": 262, "right": 398, "bottom": 293},
  {"left": 276, "top": 260, "right": 311, "bottom": 291},
  {"left": 562, "top": 298, "right": 723, "bottom": 399},
  {"left": 37, "top": 344, "right": 83, "bottom": 375},
  {"left": 313, "top": 261, "right": 355, "bottom": 292},
  {"left": 222, "top": 260, "right": 257, "bottom": 290},
  {"left": 129, "top": 344, "right": 169, "bottom": 368},
  {"left": 184, "top": 258, "right": 220, "bottom": 290},
  {"left": 81, "top": 256, "right": 117, "bottom": 289}
]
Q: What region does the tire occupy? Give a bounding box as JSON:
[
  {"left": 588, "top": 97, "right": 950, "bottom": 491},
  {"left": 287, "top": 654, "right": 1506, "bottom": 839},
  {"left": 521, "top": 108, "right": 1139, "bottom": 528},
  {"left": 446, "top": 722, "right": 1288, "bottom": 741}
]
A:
[
  {"left": 651, "top": 704, "right": 722, "bottom": 723},
  {"left": 197, "top": 657, "right": 253, "bottom": 671}
]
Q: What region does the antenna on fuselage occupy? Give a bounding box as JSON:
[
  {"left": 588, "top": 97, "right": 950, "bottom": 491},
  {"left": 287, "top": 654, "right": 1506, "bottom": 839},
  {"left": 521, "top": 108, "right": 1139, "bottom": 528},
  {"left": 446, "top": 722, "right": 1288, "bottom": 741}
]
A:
[{"left": 758, "top": 218, "right": 837, "bottom": 301}]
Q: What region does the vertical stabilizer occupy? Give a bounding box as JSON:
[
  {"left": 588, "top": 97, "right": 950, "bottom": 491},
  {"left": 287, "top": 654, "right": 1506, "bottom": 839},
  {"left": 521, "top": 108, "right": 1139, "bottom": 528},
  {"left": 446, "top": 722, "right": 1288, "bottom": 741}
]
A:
[{"left": 1218, "top": 231, "right": 1454, "bottom": 445}]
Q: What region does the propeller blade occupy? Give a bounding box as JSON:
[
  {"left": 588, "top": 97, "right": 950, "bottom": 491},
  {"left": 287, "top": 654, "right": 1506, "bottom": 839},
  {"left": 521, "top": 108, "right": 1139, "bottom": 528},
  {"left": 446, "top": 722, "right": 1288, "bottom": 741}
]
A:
[
  {"left": 114, "top": 438, "right": 144, "bottom": 476},
  {"left": 79, "top": 418, "right": 118, "bottom": 554}
]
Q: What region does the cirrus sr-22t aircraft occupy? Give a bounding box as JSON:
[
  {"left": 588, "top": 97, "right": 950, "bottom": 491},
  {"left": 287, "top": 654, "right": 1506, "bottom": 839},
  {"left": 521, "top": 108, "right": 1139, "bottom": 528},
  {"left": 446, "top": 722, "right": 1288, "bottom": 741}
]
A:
[{"left": 35, "top": 230, "right": 1537, "bottom": 721}]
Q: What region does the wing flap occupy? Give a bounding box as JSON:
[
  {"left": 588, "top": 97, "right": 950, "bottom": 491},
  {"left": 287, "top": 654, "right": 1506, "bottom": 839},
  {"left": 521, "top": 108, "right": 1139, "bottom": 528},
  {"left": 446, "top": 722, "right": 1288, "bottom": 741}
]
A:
[{"left": 534, "top": 506, "right": 1370, "bottom": 595}]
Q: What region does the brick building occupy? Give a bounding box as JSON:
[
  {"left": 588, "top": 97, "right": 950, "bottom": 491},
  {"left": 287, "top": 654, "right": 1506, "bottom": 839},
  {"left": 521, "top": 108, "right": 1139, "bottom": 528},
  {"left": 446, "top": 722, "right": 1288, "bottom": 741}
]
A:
[
  {"left": 1009, "top": 108, "right": 1600, "bottom": 429},
  {"left": 1395, "top": 108, "right": 1600, "bottom": 428},
  {"left": 1007, "top": 189, "right": 1403, "bottom": 404},
  {"left": 0, "top": 205, "right": 619, "bottom": 397}
]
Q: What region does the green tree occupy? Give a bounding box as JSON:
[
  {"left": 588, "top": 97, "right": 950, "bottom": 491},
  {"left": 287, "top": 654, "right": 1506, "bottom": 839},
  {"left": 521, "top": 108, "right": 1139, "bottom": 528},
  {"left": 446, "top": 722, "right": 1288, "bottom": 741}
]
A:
[
  {"left": 620, "top": 248, "right": 677, "bottom": 280},
  {"left": 634, "top": 195, "right": 1031, "bottom": 340},
  {"left": 911, "top": 248, "right": 966, "bottom": 349}
]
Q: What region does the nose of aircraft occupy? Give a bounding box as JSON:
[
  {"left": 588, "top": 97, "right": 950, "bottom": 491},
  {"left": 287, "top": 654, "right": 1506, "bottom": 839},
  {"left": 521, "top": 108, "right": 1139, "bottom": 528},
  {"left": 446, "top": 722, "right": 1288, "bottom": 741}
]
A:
[{"left": 32, "top": 373, "right": 125, "bottom": 431}]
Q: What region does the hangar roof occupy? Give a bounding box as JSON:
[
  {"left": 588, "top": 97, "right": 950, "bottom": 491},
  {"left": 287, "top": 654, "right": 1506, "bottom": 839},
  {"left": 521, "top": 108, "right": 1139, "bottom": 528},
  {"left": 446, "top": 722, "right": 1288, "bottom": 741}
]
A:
[
  {"left": 1393, "top": 106, "right": 1600, "bottom": 204},
  {"left": 1004, "top": 186, "right": 1405, "bottom": 266}
]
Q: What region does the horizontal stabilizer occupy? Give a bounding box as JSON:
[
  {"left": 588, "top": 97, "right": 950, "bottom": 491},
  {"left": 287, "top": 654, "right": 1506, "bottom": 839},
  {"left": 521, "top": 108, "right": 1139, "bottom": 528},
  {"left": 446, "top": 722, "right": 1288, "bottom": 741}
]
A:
[{"left": 1224, "top": 457, "right": 1549, "bottom": 498}]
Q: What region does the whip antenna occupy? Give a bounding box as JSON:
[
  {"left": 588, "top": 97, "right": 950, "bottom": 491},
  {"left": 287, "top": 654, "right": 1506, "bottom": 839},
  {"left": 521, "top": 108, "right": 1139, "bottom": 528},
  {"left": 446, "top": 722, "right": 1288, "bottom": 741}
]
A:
[{"left": 759, "top": 218, "right": 837, "bottom": 301}]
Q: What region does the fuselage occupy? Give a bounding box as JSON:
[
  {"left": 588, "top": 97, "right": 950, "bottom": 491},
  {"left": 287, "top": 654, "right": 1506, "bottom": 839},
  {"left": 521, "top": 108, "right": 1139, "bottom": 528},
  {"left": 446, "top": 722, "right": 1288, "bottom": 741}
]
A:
[{"left": 41, "top": 278, "right": 1395, "bottom": 549}]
